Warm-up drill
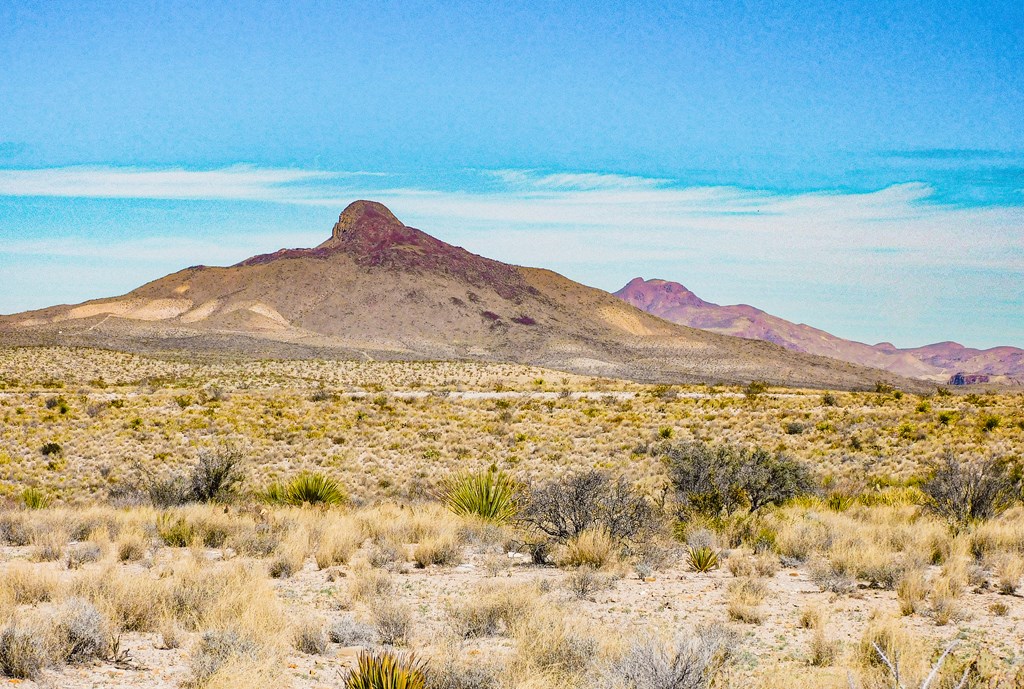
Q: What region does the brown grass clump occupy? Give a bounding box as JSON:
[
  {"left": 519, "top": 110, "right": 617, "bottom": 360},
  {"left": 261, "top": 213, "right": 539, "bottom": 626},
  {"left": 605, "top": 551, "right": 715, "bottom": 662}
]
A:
[
  {"left": 0, "top": 561, "right": 60, "bottom": 605},
  {"left": 726, "top": 578, "right": 768, "bottom": 624},
  {"left": 557, "top": 527, "right": 619, "bottom": 569}
]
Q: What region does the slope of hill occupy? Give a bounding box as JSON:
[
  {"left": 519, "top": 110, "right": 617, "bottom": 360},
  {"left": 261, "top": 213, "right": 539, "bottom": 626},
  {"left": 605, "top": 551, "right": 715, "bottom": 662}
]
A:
[
  {"left": 615, "top": 277, "right": 1023, "bottom": 384},
  {"left": 0, "top": 201, "right": 926, "bottom": 390}
]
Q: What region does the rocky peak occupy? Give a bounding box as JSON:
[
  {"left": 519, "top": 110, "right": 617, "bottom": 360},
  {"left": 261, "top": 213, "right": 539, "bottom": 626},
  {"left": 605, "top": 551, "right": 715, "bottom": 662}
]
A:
[{"left": 331, "top": 200, "right": 404, "bottom": 241}]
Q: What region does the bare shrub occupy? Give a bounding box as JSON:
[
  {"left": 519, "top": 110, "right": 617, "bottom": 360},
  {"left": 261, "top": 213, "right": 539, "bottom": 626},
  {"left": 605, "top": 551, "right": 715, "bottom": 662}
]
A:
[
  {"left": 565, "top": 566, "right": 614, "bottom": 599},
  {"left": 328, "top": 615, "right": 377, "bottom": 646},
  {"left": 292, "top": 620, "right": 328, "bottom": 655},
  {"left": 52, "top": 598, "right": 110, "bottom": 663},
  {"left": 189, "top": 629, "right": 260, "bottom": 687},
  {"left": 0, "top": 620, "right": 51, "bottom": 679},
  {"left": 594, "top": 624, "right": 738, "bottom": 689},
  {"left": 371, "top": 601, "right": 413, "bottom": 646},
  {"left": 189, "top": 448, "right": 246, "bottom": 503},
  {"left": 921, "top": 453, "right": 1017, "bottom": 529}
]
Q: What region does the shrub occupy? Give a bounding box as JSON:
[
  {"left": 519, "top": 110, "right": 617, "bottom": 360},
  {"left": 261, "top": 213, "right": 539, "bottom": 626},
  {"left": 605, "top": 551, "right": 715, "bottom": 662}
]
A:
[
  {"left": 345, "top": 650, "right": 426, "bottom": 689},
  {"left": 595, "top": 625, "right": 738, "bottom": 689},
  {"left": 522, "top": 470, "right": 655, "bottom": 544},
  {"left": 157, "top": 513, "right": 196, "bottom": 547},
  {"left": 371, "top": 601, "right": 413, "bottom": 646},
  {"left": 329, "top": 616, "right": 378, "bottom": 646},
  {"left": 440, "top": 469, "right": 520, "bottom": 523},
  {"left": 565, "top": 566, "right": 614, "bottom": 599},
  {"left": 52, "top": 598, "right": 109, "bottom": 663},
  {"left": 687, "top": 546, "right": 719, "bottom": 573},
  {"left": 40, "top": 442, "right": 63, "bottom": 456},
  {"left": 0, "top": 621, "right": 50, "bottom": 679},
  {"left": 921, "top": 453, "right": 1017, "bottom": 529},
  {"left": 189, "top": 448, "right": 245, "bottom": 503},
  {"left": 293, "top": 620, "right": 328, "bottom": 655},
  {"left": 808, "top": 558, "right": 856, "bottom": 594},
  {"left": 189, "top": 630, "right": 260, "bottom": 687},
  {"left": 662, "top": 441, "right": 814, "bottom": 518},
  {"left": 412, "top": 532, "right": 462, "bottom": 568},
  {"left": 66, "top": 542, "right": 102, "bottom": 569}
]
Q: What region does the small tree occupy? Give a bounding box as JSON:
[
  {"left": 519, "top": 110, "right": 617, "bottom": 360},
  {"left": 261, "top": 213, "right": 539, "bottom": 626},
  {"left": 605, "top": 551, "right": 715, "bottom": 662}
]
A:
[
  {"left": 662, "top": 441, "right": 815, "bottom": 518},
  {"left": 921, "top": 453, "right": 1017, "bottom": 530}
]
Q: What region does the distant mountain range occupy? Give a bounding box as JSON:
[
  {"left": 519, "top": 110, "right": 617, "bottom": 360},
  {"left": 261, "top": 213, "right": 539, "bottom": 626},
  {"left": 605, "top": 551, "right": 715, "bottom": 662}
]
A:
[
  {"left": 615, "top": 277, "right": 1023, "bottom": 384},
  {"left": 0, "top": 201, "right": 923, "bottom": 391}
]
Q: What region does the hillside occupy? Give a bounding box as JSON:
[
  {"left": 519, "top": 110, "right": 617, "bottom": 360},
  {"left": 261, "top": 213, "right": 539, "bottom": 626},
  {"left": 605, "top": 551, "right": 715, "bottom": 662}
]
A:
[
  {"left": 0, "top": 201, "right": 924, "bottom": 390},
  {"left": 615, "top": 277, "right": 1022, "bottom": 384}
]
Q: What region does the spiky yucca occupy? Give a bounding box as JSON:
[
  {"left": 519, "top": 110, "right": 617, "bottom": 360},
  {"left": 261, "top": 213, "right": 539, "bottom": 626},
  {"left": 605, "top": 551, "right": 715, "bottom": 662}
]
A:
[
  {"left": 440, "top": 469, "right": 520, "bottom": 523},
  {"left": 266, "top": 473, "right": 346, "bottom": 506},
  {"left": 687, "top": 545, "right": 719, "bottom": 573},
  {"left": 346, "top": 650, "right": 426, "bottom": 689},
  {"left": 20, "top": 487, "right": 50, "bottom": 510}
]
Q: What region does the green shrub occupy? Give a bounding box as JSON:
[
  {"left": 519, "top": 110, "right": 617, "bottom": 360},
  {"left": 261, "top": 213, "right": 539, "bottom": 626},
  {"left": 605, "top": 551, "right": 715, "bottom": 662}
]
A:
[
  {"left": 40, "top": 442, "right": 63, "bottom": 457},
  {"left": 346, "top": 650, "right": 426, "bottom": 689},
  {"left": 440, "top": 469, "right": 520, "bottom": 523}
]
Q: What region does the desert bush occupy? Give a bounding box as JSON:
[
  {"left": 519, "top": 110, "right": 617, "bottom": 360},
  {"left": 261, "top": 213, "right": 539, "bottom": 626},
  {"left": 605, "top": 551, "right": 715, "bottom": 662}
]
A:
[
  {"left": 921, "top": 453, "right": 1017, "bottom": 529},
  {"left": 350, "top": 567, "right": 395, "bottom": 602},
  {"left": 522, "top": 470, "right": 655, "bottom": 544},
  {"left": 662, "top": 441, "right": 814, "bottom": 518},
  {"left": 371, "top": 601, "right": 413, "bottom": 646},
  {"left": 157, "top": 513, "right": 197, "bottom": 546},
  {"left": 897, "top": 569, "right": 928, "bottom": 616},
  {"left": 293, "top": 620, "right": 328, "bottom": 655},
  {"left": 808, "top": 557, "right": 856, "bottom": 594},
  {"left": 189, "top": 448, "right": 245, "bottom": 503},
  {"left": 440, "top": 469, "right": 520, "bottom": 523},
  {"left": 52, "top": 598, "right": 110, "bottom": 663},
  {"left": 345, "top": 650, "right": 427, "bottom": 689},
  {"left": 994, "top": 553, "right": 1024, "bottom": 594},
  {"left": 564, "top": 566, "right": 614, "bottom": 599},
  {"left": 189, "top": 629, "right": 261, "bottom": 687},
  {"left": 412, "top": 531, "right": 462, "bottom": 568},
  {"left": 511, "top": 606, "right": 595, "bottom": 680},
  {"left": 65, "top": 542, "right": 102, "bottom": 569},
  {"left": 117, "top": 528, "right": 149, "bottom": 561},
  {"left": 0, "top": 620, "right": 51, "bottom": 679},
  {"left": 594, "top": 625, "right": 738, "bottom": 689},
  {"left": 0, "top": 561, "right": 59, "bottom": 604},
  {"left": 315, "top": 522, "right": 362, "bottom": 569},
  {"left": 329, "top": 615, "right": 378, "bottom": 646},
  {"left": 807, "top": 627, "right": 839, "bottom": 667}
]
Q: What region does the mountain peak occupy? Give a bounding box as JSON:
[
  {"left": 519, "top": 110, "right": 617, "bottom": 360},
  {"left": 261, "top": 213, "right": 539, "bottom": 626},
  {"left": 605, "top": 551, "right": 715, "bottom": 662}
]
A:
[
  {"left": 331, "top": 200, "right": 403, "bottom": 241},
  {"left": 614, "top": 277, "right": 710, "bottom": 309}
]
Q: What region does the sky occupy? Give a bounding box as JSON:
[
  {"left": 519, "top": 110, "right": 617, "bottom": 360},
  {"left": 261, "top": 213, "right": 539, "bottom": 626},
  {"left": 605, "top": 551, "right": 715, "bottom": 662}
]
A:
[{"left": 1, "top": 0, "right": 1022, "bottom": 348}]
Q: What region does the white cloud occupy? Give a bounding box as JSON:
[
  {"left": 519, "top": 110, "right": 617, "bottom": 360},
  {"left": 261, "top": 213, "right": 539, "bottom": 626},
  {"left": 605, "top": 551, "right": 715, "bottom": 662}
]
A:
[
  {"left": 0, "top": 165, "right": 382, "bottom": 201},
  {"left": 482, "top": 168, "right": 672, "bottom": 191}
]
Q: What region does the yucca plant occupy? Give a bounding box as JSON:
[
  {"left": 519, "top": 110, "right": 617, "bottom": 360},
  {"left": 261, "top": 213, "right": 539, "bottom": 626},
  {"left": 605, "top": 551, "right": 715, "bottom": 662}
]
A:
[
  {"left": 687, "top": 545, "right": 719, "bottom": 573},
  {"left": 440, "top": 469, "right": 520, "bottom": 523},
  {"left": 20, "top": 486, "right": 51, "bottom": 510},
  {"left": 268, "top": 473, "right": 346, "bottom": 506},
  {"left": 345, "top": 650, "right": 426, "bottom": 689}
]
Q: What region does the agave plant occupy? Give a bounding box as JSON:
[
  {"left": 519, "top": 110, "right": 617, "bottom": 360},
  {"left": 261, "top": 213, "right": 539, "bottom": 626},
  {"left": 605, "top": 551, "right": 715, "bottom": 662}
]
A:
[
  {"left": 687, "top": 545, "right": 719, "bottom": 573},
  {"left": 345, "top": 650, "right": 427, "bottom": 689},
  {"left": 440, "top": 469, "right": 520, "bottom": 523}
]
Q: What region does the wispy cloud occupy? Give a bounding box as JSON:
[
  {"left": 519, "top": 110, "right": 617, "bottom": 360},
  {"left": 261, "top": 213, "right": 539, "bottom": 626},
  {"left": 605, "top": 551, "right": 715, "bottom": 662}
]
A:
[
  {"left": 0, "top": 165, "right": 384, "bottom": 201},
  {"left": 482, "top": 168, "right": 672, "bottom": 191}
]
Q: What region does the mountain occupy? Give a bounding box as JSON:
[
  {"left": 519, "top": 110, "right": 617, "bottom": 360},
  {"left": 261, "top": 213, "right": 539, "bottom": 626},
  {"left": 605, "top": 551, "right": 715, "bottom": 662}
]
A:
[
  {"left": 615, "top": 277, "right": 1023, "bottom": 384},
  {"left": 0, "top": 201, "right": 926, "bottom": 390}
]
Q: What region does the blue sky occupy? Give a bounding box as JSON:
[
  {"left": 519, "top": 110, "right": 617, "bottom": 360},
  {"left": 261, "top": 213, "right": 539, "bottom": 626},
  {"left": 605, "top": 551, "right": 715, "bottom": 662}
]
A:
[{"left": 1, "top": 1, "right": 1022, "bottom": 347}]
